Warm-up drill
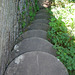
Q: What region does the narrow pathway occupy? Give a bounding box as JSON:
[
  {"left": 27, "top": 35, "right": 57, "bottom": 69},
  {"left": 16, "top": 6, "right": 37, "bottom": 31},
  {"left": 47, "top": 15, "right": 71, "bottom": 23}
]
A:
[{"left": 4, "top": 8, "right": 68, "bottom": 75}]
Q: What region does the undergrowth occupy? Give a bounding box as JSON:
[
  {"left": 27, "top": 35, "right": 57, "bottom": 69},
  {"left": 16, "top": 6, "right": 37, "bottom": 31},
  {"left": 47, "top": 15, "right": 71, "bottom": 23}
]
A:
[
  {"left": 18, "top": 0, "right": 39, "bottom": 35},
  {"left": 29, "top": 0, "right": 39, "bottom": 21},
  {"left": 47, "top": 1, "right": 75, "bottom": 75}
]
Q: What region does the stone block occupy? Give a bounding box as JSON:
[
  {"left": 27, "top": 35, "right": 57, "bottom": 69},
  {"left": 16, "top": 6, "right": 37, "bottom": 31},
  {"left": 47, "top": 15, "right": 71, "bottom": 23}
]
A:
[
  {"left": 37, "top": 9, "right": 48, "bottom": 13},
  {"left": 35, "top": 13, "right": 49, "bottom": 19},
  {"left": 27, "top": 23, "right": 49, "bottom": 31},
  {"left": 32, "top": 19, "right": 49, "bottom": 24},
  {"left": 17, "top": 30, "right": 47, "bottom": 42},
  {"left": 5, "top": 51, "right": 68, "bottom": 75},
  {"left": 8, "top": 37, "right": 57, "bottom": 63}
]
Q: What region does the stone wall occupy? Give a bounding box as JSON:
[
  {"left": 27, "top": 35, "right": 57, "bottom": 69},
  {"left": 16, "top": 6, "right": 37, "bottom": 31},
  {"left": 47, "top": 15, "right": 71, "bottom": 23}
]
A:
[
  {"left": 0, "top": 0, "right": 19, "bottom": 74},
  {"left": 0, "top": 0, "right": 38, "bottom": 75}
]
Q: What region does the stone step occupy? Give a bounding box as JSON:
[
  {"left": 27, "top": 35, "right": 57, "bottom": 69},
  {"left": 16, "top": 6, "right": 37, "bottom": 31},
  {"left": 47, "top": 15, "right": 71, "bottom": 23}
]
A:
[
  {"left": 38, "top": 1, "right": 45, "bottom": 9},
  {"left": 5, "top": 51, "right": 68, "bottom": 75},
  {"left": 8, "top": 37, "right": 57, "bottom": 63},
  {"left": 26, "top": 23, "right": 49, "bottom": 31},
  {"left": 32, "top": 19, "right": 49, "bottom": 24},
  {"left": 38, "top": 5, "right": 45, "bottom": 9},
  {"left": 36, "top": 12, "right": 49, "bottom": 16},
  {"left": 36, "top": 11, "right": 48, "bottom": 15},
  {"left": 39, "top": 6, "right": 45, "bottom": 9},
  {"left": 35, "top": 13, "right": 49, "bottom": 19},
  {"left": 17, "top": 30, "right": 47, "bottom": 42},
  {"left": 36, "top": 12, "right": 49, "bottom": 15},
  {"left": 37, "top": 9, "right": 48, "bottom": 13}
]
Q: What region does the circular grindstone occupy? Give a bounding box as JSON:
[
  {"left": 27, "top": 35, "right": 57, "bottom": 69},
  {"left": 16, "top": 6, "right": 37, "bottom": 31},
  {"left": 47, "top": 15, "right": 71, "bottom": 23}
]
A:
[
  {"left": 36, "top": 11, "right": 48, "bottom": 15},
  {"left": 32, "top": 19, "right": 49, "bottom": 24},
  {"left": 5, "top": 51, "right": 68, "bottom": 75},
  {"left": 9, "top": 37, "right": 56, "bottom": 63},
  {"left": 37, "top": 9, "right": 48, "bottom": 13},
  {"left": 18, "top": 30, "right": 47, "bottom": 40},
  {"left": 27, "top": 23, "right": 49, "bottom": 31},
  {"left": 36, "top": 12, "right": 49, "bottom": 15},
  {"left": 39, "top": 6, "right": 45, "bottom": 9},
  {"left": 36, "top": 12, "right": 49, "bottom": 16},
  {"left": 35, "top": 13, "right": 49, "bottom": 19}
]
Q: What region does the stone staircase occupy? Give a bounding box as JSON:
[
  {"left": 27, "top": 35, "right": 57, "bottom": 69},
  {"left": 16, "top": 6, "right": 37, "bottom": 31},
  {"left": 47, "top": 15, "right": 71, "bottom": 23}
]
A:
[{"left": 4, "top": 8, "right": 69, "bottom": 75}]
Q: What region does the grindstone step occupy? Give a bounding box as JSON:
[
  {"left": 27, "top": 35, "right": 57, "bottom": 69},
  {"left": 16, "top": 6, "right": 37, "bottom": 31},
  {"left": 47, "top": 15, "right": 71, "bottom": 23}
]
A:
[
  {"left": 17, "top": 30, "right": 47, "bottom": 42},
  {"left": 37, "top": 9, "right": 48, "bottom": 13},
  {"left": 35, "top": 13, "right": 49, "bottom": 19},
  {"left": 32, "top": 19, "right": 49, "bottom": 24},
  {"left": 36, "top": 13, "right": 49, "bottom": 16},
  {"left": 5, "top": 51, "right": 68, "bottom": 75},
  {"left": 26, "top": 23, "right": 49, "bottom": 31},
  {"left": 36, "top": 11, "right": 49, "bottom": 14},
  {"left": 36, "top": 11, "right": 49, "bottom": 15},
  {"left": 8, "top": 37, "right": 57, "bottom": 63},
  {"left": 5, "top": 8, "right": 69, "bottom": 75}
]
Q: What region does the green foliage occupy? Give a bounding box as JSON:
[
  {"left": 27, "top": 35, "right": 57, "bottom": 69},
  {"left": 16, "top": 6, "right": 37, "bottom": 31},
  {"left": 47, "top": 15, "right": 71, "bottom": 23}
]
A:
[
  {"left": 68, "top": 0, "right": 75, "bottom": 2},
  {"left": 26, "top": 0, "right": 28, "bottom": 5},
  {"left": 21, "top": 6, "right": 26, "bottom": 28},
  {"left": 22, "top": 21, "right": 26, "bottom": 28},
  {"left": 29, "top": 5, "right": 35, "bottom": 21},
  {"left": 34, "top": 0, "right": 39, "bottom": 11},
  {"left": 29, "top": 0, "right": 39, "bottom": 21},
  {"left": 20, "top": 31, "right": 23, "bottom": 35},
  {"left": 18, "top": 6, "right": 20, "bottom": 10},
  {"left": 18, "top": 5, "right": 26, "bottom": 30},
  {"left": 23, "top": 5, "right": 25, "bottom": 9},
  {"left": 18, "top": 0, "right": 39, "bottom": 34},
  {"left": 47, "top": 4, "right": 75, "bottom": 75}
]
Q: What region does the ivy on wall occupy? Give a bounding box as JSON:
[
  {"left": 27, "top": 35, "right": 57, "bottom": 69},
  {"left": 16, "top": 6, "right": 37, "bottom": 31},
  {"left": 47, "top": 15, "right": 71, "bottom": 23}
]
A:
[{"left": 17, "top": 0, "right": 39, "bottom": 35}]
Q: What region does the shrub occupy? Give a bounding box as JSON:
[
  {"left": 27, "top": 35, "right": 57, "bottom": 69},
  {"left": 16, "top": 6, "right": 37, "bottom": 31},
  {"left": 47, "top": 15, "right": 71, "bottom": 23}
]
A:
[{"left": 47, "top": 3, "right": 75, "bottom": 75}]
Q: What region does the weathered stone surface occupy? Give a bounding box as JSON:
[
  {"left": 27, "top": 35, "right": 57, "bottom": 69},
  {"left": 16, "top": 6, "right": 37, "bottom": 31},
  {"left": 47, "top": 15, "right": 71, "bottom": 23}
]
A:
[
  {"left": 8, "top": 37, "right": 56, "bottom": 63},
  {"left": 5, "top": 51, "right": 68, "bottom": 75},
  {"left": 36, "top": 11, "right": 48, "bottom": 14},
  {"left": 35, "top": 13, "right": 49, "bottom": 19},
  {"left": 38, "top": 1, "right": 45, "bottom": 9},
  {"left": 36, "top": 12, "right": 49, "bottom": 15},
  {"left": 27, "top": 23, "right": 49, "bottom": 31},
  {"left": 36, "top": 12, "right": 49, "bottom": 16},
  {"left": 38, "top": 5, "right": 44, "bottom": 9},
  {"left": 17, "top": 30, "right": 47, "bottom": 41},
  {"left": 37, "top": 9, "right": 48, "bottom": 13},
  {"left": 32, "top": 19, "right": 49, "bottom": 24}
]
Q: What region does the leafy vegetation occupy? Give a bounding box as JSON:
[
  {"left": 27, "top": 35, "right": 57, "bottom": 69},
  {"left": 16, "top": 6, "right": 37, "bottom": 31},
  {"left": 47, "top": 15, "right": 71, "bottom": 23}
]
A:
[
  {"left": 19, "top": 5, "right": 26, "bottom": 29},
  {"left": 68, "top": 0, "right": 75, "bottom": 2},
  {"left": 34, "top": 0, "right": 39, "bottom": 11},
  {"left": 29, "top": 4, "right": 35, "bottom": 21},
  {"left": 29, "top": 0, "right": 39, "bottom": 21},
  {"left": 47, "top": 1, "right": 75, "bottom": 75},
  {"left": 26, "top": 0, "right": 28, "bottom": 6},
  {"left": 18, "top": 0, "right": 39, "bottom": 35}
]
